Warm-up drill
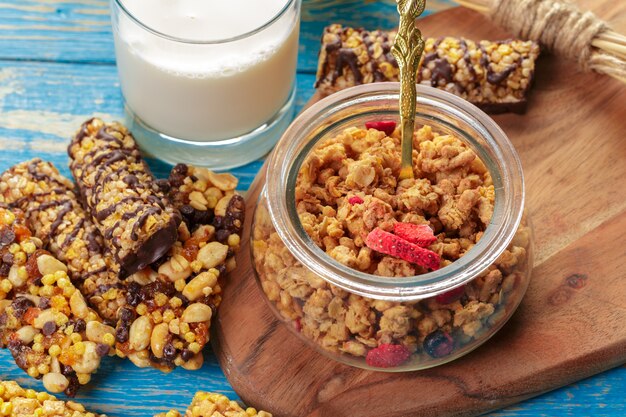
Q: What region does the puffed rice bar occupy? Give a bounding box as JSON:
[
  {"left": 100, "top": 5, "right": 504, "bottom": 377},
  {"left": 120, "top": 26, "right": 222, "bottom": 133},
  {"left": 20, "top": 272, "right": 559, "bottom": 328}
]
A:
[
  {"left": 0, "top": 159, "right": 126, "bottom": 324},
  {"left": 0, "top": 380, "right": 105, "bottom": 416},
  {"left": 315, "top": 24, "right": 540, "bottom": 114},
  {"left": 0, "top": 208, "right": 114, "bottom": 396},
  {"left": 68, "top": 118, "right": 180, "bottom": 278},
  {"left": 155, "top": 392, "right": 271, "bottom": 417}
]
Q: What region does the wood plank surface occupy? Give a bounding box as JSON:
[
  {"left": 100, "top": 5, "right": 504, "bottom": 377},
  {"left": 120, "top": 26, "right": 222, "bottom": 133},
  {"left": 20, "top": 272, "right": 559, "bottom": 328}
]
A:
[
  {"left": 0, "top": 0, "right": 624, "bottom": 416},
  {"left": 214, "top": 4, "right": 626, "bottom": 417}
]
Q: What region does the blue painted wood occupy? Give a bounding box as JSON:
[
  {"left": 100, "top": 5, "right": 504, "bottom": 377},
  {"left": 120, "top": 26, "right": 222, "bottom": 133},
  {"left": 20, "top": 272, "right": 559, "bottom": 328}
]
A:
[{"left": 0, "top": 1, "right": 624, "bottom": 416}]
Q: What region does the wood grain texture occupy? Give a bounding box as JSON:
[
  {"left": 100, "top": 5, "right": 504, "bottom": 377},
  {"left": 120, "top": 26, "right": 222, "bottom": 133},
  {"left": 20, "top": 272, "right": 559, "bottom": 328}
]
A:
[
  {"left": 0, "top": 0, "right": 625, "bottom": 416},
  {"left": 214, "top": 5, "right": 626, "bottom": 417}
]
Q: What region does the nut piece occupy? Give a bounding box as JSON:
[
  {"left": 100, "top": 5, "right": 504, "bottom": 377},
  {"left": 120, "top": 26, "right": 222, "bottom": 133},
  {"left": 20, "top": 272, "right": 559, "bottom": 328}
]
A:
[
  {"left": 197, "top": 242, "right": 228, "bottom": 269},
  {"left": 69, "top": 291, "right": 89, "bottom": 319},
  {"left": 150, "top": 322, "right": 169, "bottom": 358},
  {"left": 15, "top": 325, "right": 38, "bottom": 344},
  {"left": 85, "top": 321, "right": 115, "bottom": 344},
  {"left": 206, "top": 171, "right": 238, "bottom": 191},
  {"left": 33, "top": 308, "right": 56, "bottom": 329},
  {"left": 129, "top": 315, "right": 153, "bottom": 351},
  {"left": 71, "top": 341, "right": 101, "bottom": 374},
  {"left": 42, "top": 372, "right": 70, "bottom": 393},
  {"left": 182, "top": 271, "right": 218, "bottom": 301},
  {"left": 181, "top": 303, "right": 213, "bottom": 323},
  {"left": 37, "top": 254, "right": 68, "bottom": 276}
]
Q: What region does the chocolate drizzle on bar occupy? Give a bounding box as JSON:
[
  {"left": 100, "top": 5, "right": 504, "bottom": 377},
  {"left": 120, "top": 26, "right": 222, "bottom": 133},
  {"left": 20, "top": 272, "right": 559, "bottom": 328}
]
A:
[
  {"left": 68, "top": 119, "right": 180, "bottom": 278},
  {"left": 315, "top": 25, "right": 540, "bottom": 115}
]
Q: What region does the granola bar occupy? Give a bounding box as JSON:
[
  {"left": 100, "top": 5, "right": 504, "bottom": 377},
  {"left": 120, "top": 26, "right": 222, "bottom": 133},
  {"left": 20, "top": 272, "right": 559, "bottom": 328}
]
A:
[
  {"left": 315, "top": 24, "right": 540, "bottom": 114},
  {"left": 113, "top": 164, "right": 244, "bottom": 372},
  {"left": 0, "top": 159, "right": 126, "bottom": 324},
  {"left": 252, "top": 121, "right": 530, "bottom": 367},
  {"left": 155, "top": 392, "right": 272, "bottom": 417},
  {"left": 0, "top": 380, "right": 106, "bottom": 416},
  {"left": 0, "top": 208, "right": 114, "bottom": 396},
  {"left": 68, "top": 118, "right": 180, "bottom": 278}
]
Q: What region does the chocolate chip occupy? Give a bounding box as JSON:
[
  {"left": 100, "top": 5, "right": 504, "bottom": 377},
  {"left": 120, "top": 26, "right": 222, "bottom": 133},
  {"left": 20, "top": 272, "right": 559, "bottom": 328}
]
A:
[
  {"left": 0, "top": 263, "right": 10, "bottom": 277},
  {"left": 42, "top": 321, "right": 57, "bottom": 336},
  {"left": 215, "top": 229, "right": 230, "bottom": 243},
  {"left": 73, "top": 319, "right": 86, "bottom": 333},
  {"left": 0, "top": 228, "right": 15, "bottom": 246},
  {"left": 119, "top": 306, "right": 135, "bottom": 322},
  {"left": 180, "top": 348, "right": 194, "bottom": 361},
  {"left": 38, "top": 297, "right": 51, "bottom": 309},
  {"left": 96, "top": 343, "right": 110, "bottom": 357},
  {"left": 163, "top": 343, "right": 177, "bottom": 361},
  {"left": 2, "top": 252, "right": 14, "bottom": 264},
  {"left": 116, "top": 324, "right": 129, "bottom": 343},
  {"left": 11, "top": 297, "right": 34, "bottom": 319}
]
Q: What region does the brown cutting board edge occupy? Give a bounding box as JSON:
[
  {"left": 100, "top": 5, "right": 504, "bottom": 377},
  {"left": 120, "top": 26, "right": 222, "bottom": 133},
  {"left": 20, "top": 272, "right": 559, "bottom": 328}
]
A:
[{"left": 214, "top": 6, "right": 626, "bottom": 417}]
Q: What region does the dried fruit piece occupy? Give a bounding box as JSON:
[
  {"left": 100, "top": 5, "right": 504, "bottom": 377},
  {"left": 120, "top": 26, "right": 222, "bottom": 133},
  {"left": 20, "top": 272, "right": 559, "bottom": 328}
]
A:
[
  {"left": 365, "top": 228, "right": 441, "bottom": 270},
  {"left": 365, "top": 343, "right": 411, "bottom": 368},
  {"left": 393, "top": 222, "right": 437, "bottom": 247},
  {"left": 435, "top": 285, "right": 465, "bottom": 304},
  {"left": 348, "top": 196, "right": 364, "bottom": 205},
  {"left": 365, "top": 120, "right": 397, "bottom": 136},
  {"left": 423, "top": 330, "right": 454, "bottom": 358}
]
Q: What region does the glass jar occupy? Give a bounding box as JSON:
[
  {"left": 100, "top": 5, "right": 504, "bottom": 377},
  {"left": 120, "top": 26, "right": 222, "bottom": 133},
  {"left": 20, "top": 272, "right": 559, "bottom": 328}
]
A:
[{"left": 251, "top": 83, "right": 533, "bottom": 371}]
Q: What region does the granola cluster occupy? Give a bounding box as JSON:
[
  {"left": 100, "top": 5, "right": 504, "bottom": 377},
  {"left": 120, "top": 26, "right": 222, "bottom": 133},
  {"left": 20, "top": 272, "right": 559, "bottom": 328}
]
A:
[
  {"left": 253, "top": 122, "right": 530, "bottom": 367},
  {"left": 156, "top": 392, "right": 272, "bottom": 417}
]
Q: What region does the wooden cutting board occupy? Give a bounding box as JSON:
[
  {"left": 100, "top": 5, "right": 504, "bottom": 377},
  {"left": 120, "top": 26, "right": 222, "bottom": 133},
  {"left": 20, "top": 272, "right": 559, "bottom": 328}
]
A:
[{"left": 214, "top": 5, "right": 626, "bottom": 417}]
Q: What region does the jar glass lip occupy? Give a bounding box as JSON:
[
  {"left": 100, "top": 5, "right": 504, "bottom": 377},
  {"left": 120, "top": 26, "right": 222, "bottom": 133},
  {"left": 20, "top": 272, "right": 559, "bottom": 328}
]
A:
[
  {"left": 266, "top": 83, "right": 525, "bottom": 301},
  {"left": 112, "top": 0, "right": 297, "bottom": 45}
]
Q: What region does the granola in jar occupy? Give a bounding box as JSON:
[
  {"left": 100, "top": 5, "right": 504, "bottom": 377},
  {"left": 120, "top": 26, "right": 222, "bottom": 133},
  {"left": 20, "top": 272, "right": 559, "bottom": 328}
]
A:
[{"left": 252, "top": 120, "right": 531, "bottom": 369}]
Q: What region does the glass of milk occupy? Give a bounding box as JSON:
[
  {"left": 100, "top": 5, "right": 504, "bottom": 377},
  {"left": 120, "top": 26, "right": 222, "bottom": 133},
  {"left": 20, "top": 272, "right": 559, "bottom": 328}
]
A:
[{"left": 110, "top": 0, "right": 301, "bottom": 169}]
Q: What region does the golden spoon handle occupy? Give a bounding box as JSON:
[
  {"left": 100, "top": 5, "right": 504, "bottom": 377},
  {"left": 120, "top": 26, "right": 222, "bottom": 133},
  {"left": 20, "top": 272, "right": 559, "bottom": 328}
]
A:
[{"left": 391, "top": 0, "right": 426, "bottom": 180}]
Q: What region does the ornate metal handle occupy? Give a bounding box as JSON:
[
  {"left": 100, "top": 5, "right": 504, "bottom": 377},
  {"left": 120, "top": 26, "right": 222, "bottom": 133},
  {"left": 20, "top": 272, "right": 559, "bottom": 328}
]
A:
[{"left": 392, "top": 0, "right": 426, "bottom": 180}]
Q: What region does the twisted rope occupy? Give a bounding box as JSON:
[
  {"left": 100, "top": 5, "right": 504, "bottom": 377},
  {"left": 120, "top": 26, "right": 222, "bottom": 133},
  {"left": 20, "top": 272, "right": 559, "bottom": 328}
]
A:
[{"left": 490, "top": 0, "right": 626, "bottom": 79}]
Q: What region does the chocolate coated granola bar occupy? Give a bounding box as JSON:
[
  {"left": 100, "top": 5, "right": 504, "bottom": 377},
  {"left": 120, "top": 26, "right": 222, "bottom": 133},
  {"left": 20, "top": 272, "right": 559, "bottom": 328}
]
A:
[
  {"left": 0, "top": 380, "right": 106, "bottom": 416},
  {"left": 0, "top": 159, "right": 125, "bottom": 324},
  {"left": 0, "top": 208, "right": 114, "bottom": 396},
  {"left": 155, "top": 392, "right": 271, "bottom": 417},
  {"left": 68, "top": 118, "right": 180, "bottom": 278},
  {"left": 315, "top": 24, "right": 540, "bottom": 114},
  {"left": 113, "top": 164, "right": 244, "bottom": 372}
]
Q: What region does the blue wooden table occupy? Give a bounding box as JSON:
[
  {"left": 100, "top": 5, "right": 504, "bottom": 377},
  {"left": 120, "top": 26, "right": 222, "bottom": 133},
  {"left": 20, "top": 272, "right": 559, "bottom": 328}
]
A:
[{"left": 0, "top": 0, "right": 624, "bottom": 415}]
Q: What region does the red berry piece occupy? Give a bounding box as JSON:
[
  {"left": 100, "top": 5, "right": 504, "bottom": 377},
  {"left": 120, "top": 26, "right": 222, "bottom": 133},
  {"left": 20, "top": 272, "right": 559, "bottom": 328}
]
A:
[
  {"left": 365, "top": 120, "right": 397, "bottom": 136},
  {"left": 435, "top": 285, "right": 466, "bottom": 304},
  {"left": 393, "top": 222, "right": 437, "bottom": 247},
  {"left": 348, "top": 196, "right": 364, "bottom": 205},
  {"left": 423, "top": 330, "right": 455, "bottom": 358},
  {"left": 365, "top": 343, "right": 411, "bottom": 368},
  {"left": 365, "top": 227, "right": 441, "bottom": 270},
  {"left": 294, "top": 318, "right": 302, "bottom": 333}
]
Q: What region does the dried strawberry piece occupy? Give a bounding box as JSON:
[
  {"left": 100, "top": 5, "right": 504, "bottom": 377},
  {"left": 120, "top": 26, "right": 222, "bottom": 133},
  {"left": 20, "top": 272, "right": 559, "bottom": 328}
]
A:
[
  {"left": 366, "top": 343, "right": 411, "bottom": 368},
  {"left": 365, "top": 227, "right": 441, "bottom": 270},
  {"left": 348, "top": 196, "right": 364, "bottom": 205},
  {"left": 365, "top": 120, "right": 396, "bottom": 136},
  {"left": 435, "top": 285, "right": 465, "bottom": 304},
  {"left": 393, "top": 222, "right": 437, "bottom": 247},
  {"left": 294, "top": 318, "right": 302, "bottom": 333}
]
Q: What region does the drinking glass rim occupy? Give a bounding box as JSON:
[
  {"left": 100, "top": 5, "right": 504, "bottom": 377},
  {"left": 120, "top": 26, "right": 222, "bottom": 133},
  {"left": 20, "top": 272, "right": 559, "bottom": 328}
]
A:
[{"left": 112, "top": 0, "right": 297, "bottom": 45}]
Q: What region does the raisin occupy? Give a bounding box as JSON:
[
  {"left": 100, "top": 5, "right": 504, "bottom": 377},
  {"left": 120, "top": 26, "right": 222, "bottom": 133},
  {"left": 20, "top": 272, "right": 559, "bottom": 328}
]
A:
[{"left": 0, "top": 226, "right": 16, "bottom": 246}]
